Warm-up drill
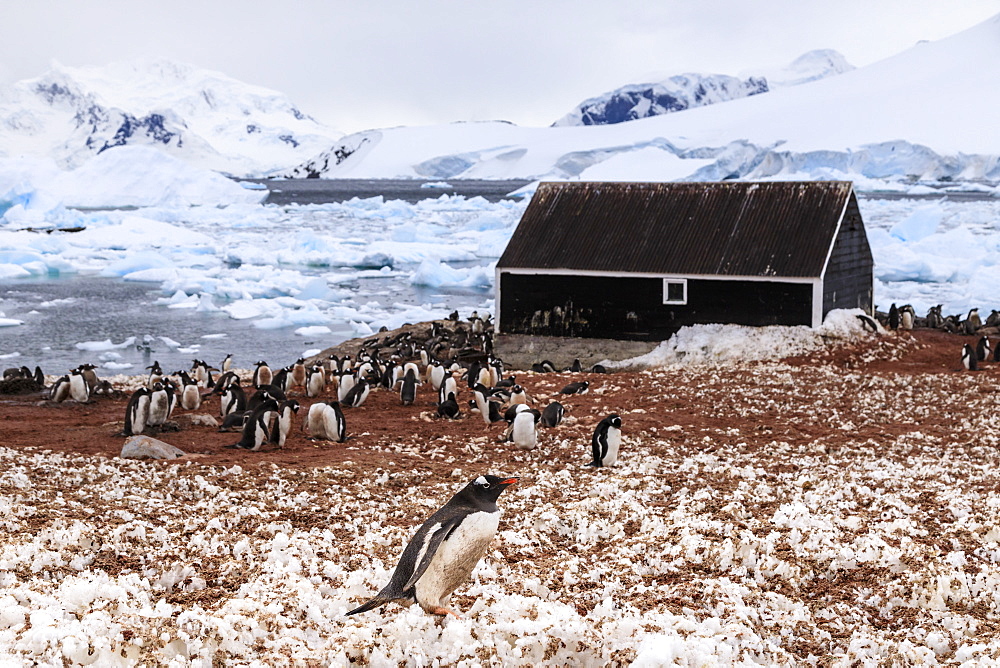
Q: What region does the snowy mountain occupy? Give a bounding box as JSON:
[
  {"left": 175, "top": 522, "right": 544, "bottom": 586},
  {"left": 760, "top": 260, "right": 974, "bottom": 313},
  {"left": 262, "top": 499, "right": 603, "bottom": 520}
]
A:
[
  {"left": 288, "top": 14, "right": 1000, "bottom": 184},
  {"left": 551, "top": 50, "right": 851, "bottom": 127},
  {"left": 754, "top": 49, "right": 855, "bottom": 87},
  {"left": 551, "top": 73, "right": 769, "bottom": 127},
  {"left": 0, "top": 60, "right": 342, "bottom": 176}
]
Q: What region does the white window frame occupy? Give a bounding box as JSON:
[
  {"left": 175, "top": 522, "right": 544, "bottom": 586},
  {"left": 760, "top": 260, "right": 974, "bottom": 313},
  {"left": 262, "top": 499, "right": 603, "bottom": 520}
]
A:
[{"left": 662, "top": 278, "right": 688, "bottom": 305}]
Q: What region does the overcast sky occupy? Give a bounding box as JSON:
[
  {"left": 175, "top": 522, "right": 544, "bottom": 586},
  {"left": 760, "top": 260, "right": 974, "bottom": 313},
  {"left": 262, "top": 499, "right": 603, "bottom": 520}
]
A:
[{"left": 2, "top": 0, "right": 998, "bottom": 133}]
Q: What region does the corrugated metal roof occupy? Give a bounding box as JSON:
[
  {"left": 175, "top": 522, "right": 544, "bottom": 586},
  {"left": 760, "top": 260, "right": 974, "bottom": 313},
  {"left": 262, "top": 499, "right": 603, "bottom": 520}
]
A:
[{"left": 497, "top": 181, "right": 855, "bottom": 278}]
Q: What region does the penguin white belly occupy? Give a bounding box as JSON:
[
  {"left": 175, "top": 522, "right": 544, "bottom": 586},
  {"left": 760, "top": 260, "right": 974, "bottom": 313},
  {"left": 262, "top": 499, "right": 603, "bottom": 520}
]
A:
[
  {"left": 306, "top": 403, "right": 328, "bottom": 438},
  {"left": 602, "top": 427, "right": 622, "bottom": 466},
  {"left": 182, "top": 385, "right": 201, "bottom": 411},
  {"left": 275, "top": 413, "right": 291, "bottom": 447},
  {"left": 148, "top": 394, "right": 169, "bottom": 425},
  {"left": 414, "top": 510, "right": 500, "bottom": 611},
  {"left": 69, "top": 375, "right": 88, "bottom": 402},
  {"left": 511, "top": 414, "right": 537, "bottom": 450},
  {"left": 337, "top": 376, "right": 356, "bottom": 403}
]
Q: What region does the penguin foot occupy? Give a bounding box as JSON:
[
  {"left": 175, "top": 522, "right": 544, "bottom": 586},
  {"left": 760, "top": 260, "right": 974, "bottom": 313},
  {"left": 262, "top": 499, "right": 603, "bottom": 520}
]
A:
[{"left": 428, "top": 606, "right": 461, "bottom": 619}]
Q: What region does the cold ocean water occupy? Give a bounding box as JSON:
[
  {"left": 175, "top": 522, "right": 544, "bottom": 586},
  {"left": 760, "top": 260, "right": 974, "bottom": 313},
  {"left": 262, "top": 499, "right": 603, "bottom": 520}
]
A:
[{"left": 0, "top": 180, "right": 528, "bottom": 377}]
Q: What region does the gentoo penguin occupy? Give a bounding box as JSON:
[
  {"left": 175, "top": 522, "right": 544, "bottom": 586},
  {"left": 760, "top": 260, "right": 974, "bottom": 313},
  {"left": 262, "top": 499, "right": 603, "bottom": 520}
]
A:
[
  {"left": 271, "top": 367, "right": 293, "bottom": 395},
  {"left": 508, "top": 384, "right": 528, "bottom": 406},
  {"left": 856, "top": 314, "right": 880, "bottom": 333},
  {"left": 342, "top": 378, "right": 370, "bottom": 408},
  {"left": 531, "top": 360, "right": 557, "bottom": 373},
  {"left": 965, "top": 308, "right": 982, "bottom": 335},
  {"left": 900, "top": 305, "right": 914, "bottom": 331},
  {"left": 337, "top": 371, "right": 357, "bottom": 403},
  {"left": 346, "top": 475, "right": 518, "bottom": 618},
  {"left": 306, "top": 364, "right": 326, "bottom": 398},
  {"left": 32, "top": 366, "right": 45, "bottom": 389},
  {"left": 926, "top": 305, "right": 944, "bottom": 329},
  {"left": 540, "top": 401, "right": 565, "bottom": 428},
  {"left": 495, "top": 375, "right": 517, "bottom": 389},
  {"left": 221, "top": 353, "right": 233, "bottom": 374},
  {"left": 290, "top": 358, "right": 308, "bottom": 389},
  {"left": 560, "top": 380, "right": 589, "bottom": 395},
  {"left": 79, "top": 363, "right": 99, "bottom": 392},
  {"left": 962, "top": 343, "right": 979, "bottom": 371},
  {"left": 252, "top": 361, "right": 273, "bottom": 388},
  {"left": 49, "top": 375, "right": 70, "bottom": 403},
  {"left": 146, "top": 361, "right": 163, "bottom": 389},
  {"left": 220, "top": 380, "right": 247, "bottom": 417},
  {"left": 68, "top": 368, "right": 90, "bottom": 403},
  {"left": 439, "top": 372, "right": 459, "bottom": 406},
  {"left": 588, "top": 414, "right": 622, "bottom": 467},
  {"left": 211, "top": 371, "right": 238, "bottom": 395},
  {"left": 191, "top": 359, "right": 213, "bottom": 388},
  {"left": 437, "top": 392, "right": 460, "bottom": 419},
  {"left": 306, "top": 400, "right": 346, "bottom": 442},
  {"left": 219, "top": 410, "right": 249, "bottom": 432},
  {"left": 123, "top": 387, "right": 151, "bottom": 436},
  {"left": 178, "top": 371, "right": 202, "bottom": 411},
  {"left": 888, "top": 303, "right": 900, "bottom": 330},
  {"left": 427, "top": 360, "right": 446, "bottom": 392},
  {"left": 591, "top": 364, "right": 608, "bottom": 374},
  {"left": 146, "top": 382, "right": 171, "bottom": 429},
  {"left": 472, "top": 383, "right": 493, "bottom": 426},
  {"left": 269, "top": 399, "right": 300, "bottom": 448},
  {"left": 977, "top": 336, "right": 991, "bottom": 362},
  {"left": 509, "top": 407, "right": 540, "bottom": 450},
  {"left": 400, "top": 367, "right": 419, "bottom": 406},
  {"left": 229, "top": 400, "right": 277, "bottom": 450}
]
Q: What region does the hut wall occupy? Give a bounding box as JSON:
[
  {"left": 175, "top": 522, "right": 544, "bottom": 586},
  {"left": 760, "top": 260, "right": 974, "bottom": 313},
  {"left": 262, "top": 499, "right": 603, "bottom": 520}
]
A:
[
  {"left": 499, "top": 272, "right": 814, "bottom": 341},
  {"left": 822, "top": 195, "right": 874, "bottom": 316}
]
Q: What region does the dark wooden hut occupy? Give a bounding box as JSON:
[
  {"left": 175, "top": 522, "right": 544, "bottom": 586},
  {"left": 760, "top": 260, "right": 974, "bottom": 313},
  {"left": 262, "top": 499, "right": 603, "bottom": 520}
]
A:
[{"left": 496, "top": 181, "right": 872, "bottom": 341}]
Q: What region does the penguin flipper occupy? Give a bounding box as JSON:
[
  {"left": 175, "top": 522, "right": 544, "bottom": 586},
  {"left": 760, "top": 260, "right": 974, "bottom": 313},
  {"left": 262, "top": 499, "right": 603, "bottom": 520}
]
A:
[
  {"left": 402, "top": 515, "right": 464, "bottom": 592},
  {"left": 591, "top": 432, "right": 605, "bottom": 467}
]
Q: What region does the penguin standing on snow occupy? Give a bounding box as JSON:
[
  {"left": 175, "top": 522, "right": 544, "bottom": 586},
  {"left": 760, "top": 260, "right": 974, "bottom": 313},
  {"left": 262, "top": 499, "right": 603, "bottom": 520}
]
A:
[
  {"left": 509, "top": 407, "right": 541, "bottom": 450},
  {"left": 123, "top": 387, "right": 151, "bottom": 436},
  {"left": 588, "top": 414, "right": 622, "bottom": 467},
  {"left": 962, "top": 344, "right": 979, "bottom": 371},
  {"left": 345, "top": 475, "right": 518, "bottom": 618}
]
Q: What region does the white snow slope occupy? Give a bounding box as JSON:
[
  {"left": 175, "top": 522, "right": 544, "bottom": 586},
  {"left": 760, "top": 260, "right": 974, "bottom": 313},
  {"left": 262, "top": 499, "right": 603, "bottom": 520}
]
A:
[
  {"left": 289, "top": 14, "right": 1000, "bottom": 182},
  {"left": 0, "top": 59, "right": 342, "bottom": 177}
]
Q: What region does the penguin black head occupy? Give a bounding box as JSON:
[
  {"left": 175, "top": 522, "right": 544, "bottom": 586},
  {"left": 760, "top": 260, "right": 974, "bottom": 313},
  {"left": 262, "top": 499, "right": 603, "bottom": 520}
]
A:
[
  {"left": 607, "top": 414, "right": 622, "bottom": 429},
  {"left": 456, "top": 475, "right": 518, "bottom": 508}
]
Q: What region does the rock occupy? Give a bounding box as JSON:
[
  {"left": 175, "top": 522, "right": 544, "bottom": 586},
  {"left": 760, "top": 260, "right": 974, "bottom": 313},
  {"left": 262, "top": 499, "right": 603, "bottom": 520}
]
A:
[
  {"left": 121, "top": 436, "right": 187, "bottom": 460},
  {"left": 176, "top": 414, "right": 219, "bottom": 428}
]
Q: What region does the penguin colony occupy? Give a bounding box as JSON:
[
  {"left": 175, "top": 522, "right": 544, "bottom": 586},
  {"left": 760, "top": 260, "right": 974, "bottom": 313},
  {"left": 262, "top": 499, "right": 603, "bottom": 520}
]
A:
[
  {"left": 875, "top": 303, "right": 1000, "bottom": 371},
  {"left": 19, "top": 313, "right": 623, "bottom": 619},
  {"left": 20, "top": 303, "right": 991, "bottom": 619}
]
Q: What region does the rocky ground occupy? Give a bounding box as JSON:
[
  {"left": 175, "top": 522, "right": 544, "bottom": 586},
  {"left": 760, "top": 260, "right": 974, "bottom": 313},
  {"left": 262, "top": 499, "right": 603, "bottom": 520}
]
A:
[{"left": 1, "top": 328, "right": 1000, "bottom": 665}]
